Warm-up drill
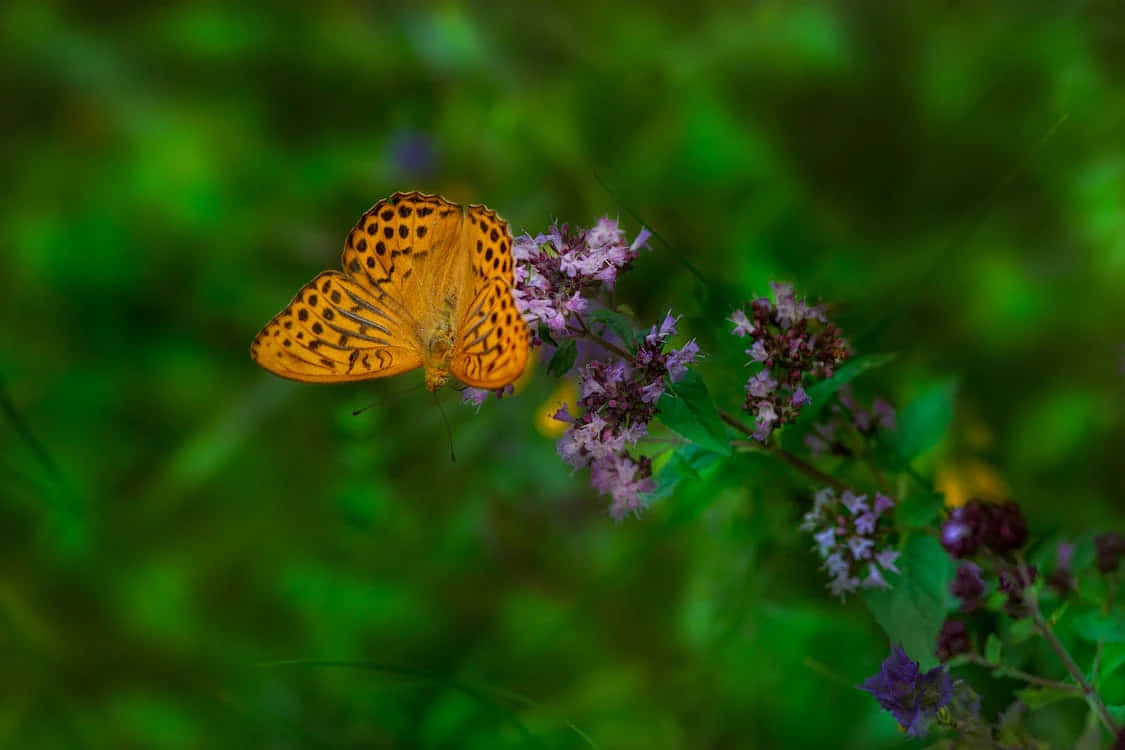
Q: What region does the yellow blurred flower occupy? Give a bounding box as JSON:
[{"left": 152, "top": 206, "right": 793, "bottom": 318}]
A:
[
  {"left": 535, "top": 378, "right": 578, "bottom": 438},
  {"left": 936, "top": 459, "right": 1009, "bottom": 508}
]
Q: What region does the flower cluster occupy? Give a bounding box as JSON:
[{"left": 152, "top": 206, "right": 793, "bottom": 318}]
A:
[
  {"left": 805, "top": 385, "right": 896, "bottom": 456},
  {"left": 555, "top": 313, "right": 699, "bottom": 520},
  {"left": 800, "top": 488, "right": 899, "bottom": 600},
  {"left": 513, "top": 219, "right": 650, "bottom": 342},
  {"left": 729, "top": 282, "right": 849, "bottom": 443},
  {"left": 939, "top": 499, "right": 1028, "bottom": 559},
  {"left": 859, "top": 645, "right": 953, "bottom": 739}
]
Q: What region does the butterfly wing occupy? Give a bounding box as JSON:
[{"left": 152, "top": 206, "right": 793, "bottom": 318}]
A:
[
  {"left": 449, "top": 205, "right": 529, "bottom": 389},
  {"left": 251, "top": 271, "right": 423, "bottom": 382},
  {"left": 340, "top": 191, "right": 466, "bottom": 328}
]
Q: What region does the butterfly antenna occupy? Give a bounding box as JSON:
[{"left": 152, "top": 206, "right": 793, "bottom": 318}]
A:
[
  {"left": 433, "top": 390, "right": 456, "bottom": 463},
  {"left": 351, "top": 382, "right": 427, "bottom": 416}
]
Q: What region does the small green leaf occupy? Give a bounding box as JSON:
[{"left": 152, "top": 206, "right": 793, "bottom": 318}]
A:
[
  {"left": 891, "top": 379, "right": 957, "bottom": 461},
  {"left": 1096, "top": 643, "right": 1125, "bottom": 689},
  {"left": 1048, "top": 601, "right": 1069, "bottom": 626},
  {"left": 546, "top": 339, "right": 577, "bottom": 377},
  {"left": 895, "top": 492, "right": 943, "bottom": 530},
  {"left": 650, "top": 444, "right": 722, "bottom": 501},
  {"left": 537, "top": 323, "right": 558, "bottom": 348},
  {"left": 657, "top": 370, "right": 731, "bottom": 456},
  {"left": 586, "top": 308, "right": 637, "bottom": 350},
  {"left": 862, "top": 535, "right": 956, "bottom": 671},
  {"left": 983, "top": 633, "right": 1002, "bottom": 664},
  {"left": 984, "top": 633, "right": 1003, "bottom": 664},
  {"left": 1074, "top": 610, "right": 1125, "bottom": 644},
  {"left": 1015, "top": 686, "right": 1081, "bottom": 709}
]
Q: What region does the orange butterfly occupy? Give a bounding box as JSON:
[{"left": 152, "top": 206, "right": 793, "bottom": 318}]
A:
[{"left": 251, "top": 191, "right": 529, "bottom": 391}]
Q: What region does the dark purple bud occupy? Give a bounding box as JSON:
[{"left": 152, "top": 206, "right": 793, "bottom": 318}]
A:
[
  {"left": 1095, "top": 532, "right": 1125, "bottom": 575},
  {"left": 936, "top": 619, "right": 971, "bottom": 662},
  {"left": 950, "top": 563, "right": 986, "bottom": 612},
  {"left": 983, "top": 501, "right": 1028, "bottom": 555}
]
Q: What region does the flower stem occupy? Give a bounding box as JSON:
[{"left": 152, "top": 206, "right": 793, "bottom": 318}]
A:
[
  {"left": 571, "top": 314, "right": 632, "bottom": 360},
  {"left": 720, "top": 409, "right": 848, "bottom": 491},
  {"left": 1015, "top": 554, "right": 1120, "bottom": 735},
  {"left": 963, "top": 653, "right": 1082, "bottom": 692}
]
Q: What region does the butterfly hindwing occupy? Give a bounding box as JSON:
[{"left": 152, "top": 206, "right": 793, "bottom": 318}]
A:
[{"left": 251, "top": 271, "right": 423, "bottom": 382}]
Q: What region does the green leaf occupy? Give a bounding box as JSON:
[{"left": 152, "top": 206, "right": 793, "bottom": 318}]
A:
[
  {"left": 1096, "top": 643, "right": 1125, "bottom": 689},
  {"left": 537, "top": 323, "right": 558, "bottom": 348},
  {"left": 546, "top": 338, "right": 577, "bottom": 377},
  {"left": 650, "top": 444, "right": 722, "bottom": 501},
  {"left": 657, "top": 370, "right": 732, "bottom": 456},
  {"left": 895, "top": 492, "right": 943, "bottom": 530},
  {"left": 781, "top": 353, "right": 895, "bottom": 450},
  {"left": 1048, "top": 601, "right": 1069, "bottom": 626},
  {"left": 1073, "top": 610, "right": 1125, "bottom": 644},
  {"left": 890, "top": 379, "right": 957, "bottom": 461},
  {"left": 862, "top": 535, "right": 956, "bottom": 671},
  {"left": 985, "top": 633, "right": 1003, "bottom": 664},
  {"left": 1015, "top": 686, "right": 1082, "bottom": 709},
  {"left": 586, "top": 308, "right": 637, "bottom": 350}
]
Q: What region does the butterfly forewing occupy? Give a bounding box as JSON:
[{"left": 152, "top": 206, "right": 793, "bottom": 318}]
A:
[
  {"left": 341, "top": 192, "right": 465, "bottom": 327},
  {"left": 250, "top": 271, "right": 423, "bottom": 382}
]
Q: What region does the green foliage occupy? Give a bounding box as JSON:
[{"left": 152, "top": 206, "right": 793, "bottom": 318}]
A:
[
  {"left": 862, "top": 536, "right": 956, "bottom": 671},
  {"left": 890, "top": 379, "right": 957, "bottom": 462},
  {"left": 586, "top": 308, "right": 639, "bottom": 351},
  {"left": 547, "top": 338, "right": 578, "bottom": 376},
  {"left": 657, "top": 370, "right": 732, "bottom": 456}
]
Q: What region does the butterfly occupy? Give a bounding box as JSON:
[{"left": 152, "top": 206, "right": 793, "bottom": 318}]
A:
[{"left": 251, "top": 191, "right": 529, "bottom": 392}]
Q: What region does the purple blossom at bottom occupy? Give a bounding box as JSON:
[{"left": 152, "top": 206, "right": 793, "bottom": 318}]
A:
[
  {"left": 859, "top": 645, "right": 953, "bottom": 739},
  {"left": 555, "top": 313, "right": 700, "bottom": 520},
  {"left": 801, "top": 488, "right": 898, "bottom": 600}
]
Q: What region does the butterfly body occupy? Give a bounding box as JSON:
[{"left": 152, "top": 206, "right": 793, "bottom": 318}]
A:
[{"left": 251, "top": 192, "right": 528, "bottom": 391}]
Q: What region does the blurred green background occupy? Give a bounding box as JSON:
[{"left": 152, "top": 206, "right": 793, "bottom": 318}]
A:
[{"left": 2, "top": 1, "right": 1124, "bottom": 748}]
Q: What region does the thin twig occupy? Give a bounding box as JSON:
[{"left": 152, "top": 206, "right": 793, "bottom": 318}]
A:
[
  {"left": 963, "top": 653, "right": 1082, "bottom": 693},
  {"left": 572, "top": 314, "right": 632, "bottom": 360},
  {"left": 719, "top": 409, "right": 848, "bottom": 491},
  {"left": 1014, "top": 553, "right": 1120, "bottom": 735}
]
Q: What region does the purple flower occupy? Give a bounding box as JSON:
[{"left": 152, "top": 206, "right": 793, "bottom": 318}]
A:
[
  {"left": 873, "top": 493, "right": 895, "bottom": 515},
  {"left": 790, "top": 386, "right": 810, "bottom": 409},
  {"left": 746, "top": 339, "right": 769, "bottom": 362},
  {"left": 858, "top": 645, "right": 953, "bottom": 738},
  {"left": 873, "top": 397, "right": 896, "bottom": 430},
  {"left": 841, "top": 491, "right": 869, "bottom": 515},
  {"left": 875, "top": 548, "right": 900, "bottom": 574},
  {"left": 461, "top": 387, "right": 490, "bottom": 410},
  {"left": 730, "top": 309, "right": 753, "bottom": 337},
  {"left": 665, "top": 340, "right": 700, "bottom": 382},
  {"left": 746, "top": 371, "right": 778, "bottom": 398}
]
